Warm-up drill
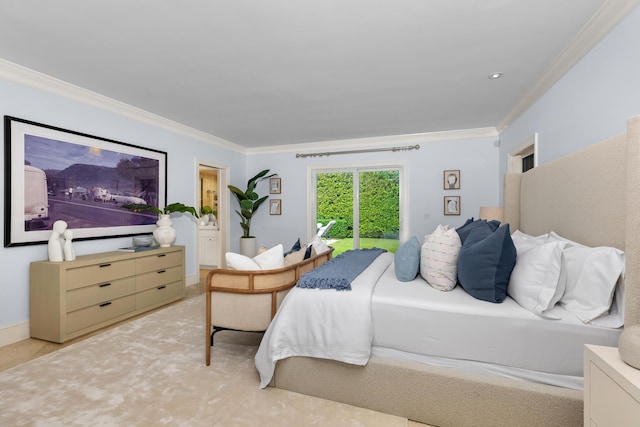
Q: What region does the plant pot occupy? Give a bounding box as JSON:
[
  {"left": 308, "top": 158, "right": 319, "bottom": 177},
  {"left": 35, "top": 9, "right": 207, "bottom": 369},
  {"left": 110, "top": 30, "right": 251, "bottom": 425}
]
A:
[
  {"left": 240, "top": 237, "right": 256, "bottom": 257},
  {"left": 153, "top": 214, "right": 177, "bottom": 247}
]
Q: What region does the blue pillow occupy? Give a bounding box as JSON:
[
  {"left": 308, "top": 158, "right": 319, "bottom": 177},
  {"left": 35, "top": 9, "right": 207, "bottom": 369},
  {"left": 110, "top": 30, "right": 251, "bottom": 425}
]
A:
[
  {"left": 284, "top": 238, "right": 302, "bottom": 256},
  {"left": 457, "top": 224, "right": 517, "bottom": 303},
  {"left": 394, "top": 236, "right": 421, "bottom": 282},
  {"left": 303, "top": 245, "right": 313, "bottom": 260},
  {"left": 455, "top": 219, "right": 500, "bottom": 244}
]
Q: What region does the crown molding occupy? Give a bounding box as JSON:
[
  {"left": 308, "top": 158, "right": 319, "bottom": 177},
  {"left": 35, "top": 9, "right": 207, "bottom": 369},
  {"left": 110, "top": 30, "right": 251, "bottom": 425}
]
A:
[
  {"left": 497, "top": 0, "right": 640, "bottom": 131},
  {"left": 247, "top": 127, "right": 499, "bottom": 156},
  {"left": 0, "top": 59, "right": 246, "bottom": 154}
]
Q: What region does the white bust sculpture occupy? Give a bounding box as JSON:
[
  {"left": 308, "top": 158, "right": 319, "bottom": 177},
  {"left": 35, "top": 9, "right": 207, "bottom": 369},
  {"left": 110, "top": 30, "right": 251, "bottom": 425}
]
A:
[
  {"left": 48, "top": 220, "right": 67, "bottom": 262},
  {"left": 63, "top": 229, "right": 76, "bottom": 261}
]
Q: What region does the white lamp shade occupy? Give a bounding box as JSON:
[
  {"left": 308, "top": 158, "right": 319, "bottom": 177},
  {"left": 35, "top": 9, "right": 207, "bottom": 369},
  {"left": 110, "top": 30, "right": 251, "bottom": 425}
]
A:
[{"left": 478, "top": 206, "right": 504, "bottom": 223}]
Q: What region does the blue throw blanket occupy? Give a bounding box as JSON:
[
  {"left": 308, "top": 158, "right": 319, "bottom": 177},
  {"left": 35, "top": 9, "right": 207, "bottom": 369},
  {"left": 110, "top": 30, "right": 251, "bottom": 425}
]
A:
[{"left": 296, "top": 248, "right": 386, "bottom": 291}]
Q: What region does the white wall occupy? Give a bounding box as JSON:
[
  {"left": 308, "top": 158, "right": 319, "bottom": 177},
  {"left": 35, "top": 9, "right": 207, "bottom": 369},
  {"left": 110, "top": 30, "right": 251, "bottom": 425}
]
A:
[
  {"left": 247, "top": 135, "right": 500, "bottom": 250},
  {"left": 0, "top": 76, "right": 245, "bottom": 339},
  {"left": 499, "top": 5, "right": 640, "bottom": 178}
]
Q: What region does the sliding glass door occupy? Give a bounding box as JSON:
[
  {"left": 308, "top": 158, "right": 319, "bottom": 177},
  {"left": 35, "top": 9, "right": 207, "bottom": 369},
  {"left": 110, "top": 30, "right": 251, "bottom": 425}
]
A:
[{"left": 313, "top": 167, "right": 401, "bottom": 255}]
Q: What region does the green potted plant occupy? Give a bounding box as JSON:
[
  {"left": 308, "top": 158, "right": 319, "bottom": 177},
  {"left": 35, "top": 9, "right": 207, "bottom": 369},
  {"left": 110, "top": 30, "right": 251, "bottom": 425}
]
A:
[
  {"left": 123, "top": 202, "right": 199, "bottom": 247},
  {"left": 201, "top": 205, "right": 213, "bottom": 216},
  {"left": 228, "top": 169, "right": 276, "bottom": 255},
  {"left": 124, "top": 202, "right": 200, "bottom": 218},
  {"left": 200, "top": 205, "right": 217, "bottom": 226}
]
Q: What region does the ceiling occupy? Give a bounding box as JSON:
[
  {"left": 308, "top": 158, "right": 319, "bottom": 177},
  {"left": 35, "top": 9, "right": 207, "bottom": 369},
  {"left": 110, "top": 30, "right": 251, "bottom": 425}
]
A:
[{"left": 0, "top": 1, "right": 635, "bottom": 149}]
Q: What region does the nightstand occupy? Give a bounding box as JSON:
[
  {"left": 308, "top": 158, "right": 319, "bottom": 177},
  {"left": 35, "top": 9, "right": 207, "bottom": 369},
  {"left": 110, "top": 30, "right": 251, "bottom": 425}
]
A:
[{"left": 584, "top": 344, "right": 640, "bottom": 427}]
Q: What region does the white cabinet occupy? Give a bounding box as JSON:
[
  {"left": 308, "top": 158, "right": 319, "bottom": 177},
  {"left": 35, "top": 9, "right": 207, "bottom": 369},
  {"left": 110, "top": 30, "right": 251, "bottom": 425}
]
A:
[
  {"left": 199, "top": 226, "right": 219, "bottom": 267},
  {"left": 584, "top": 344, "right": 640, "bottom": 427}
]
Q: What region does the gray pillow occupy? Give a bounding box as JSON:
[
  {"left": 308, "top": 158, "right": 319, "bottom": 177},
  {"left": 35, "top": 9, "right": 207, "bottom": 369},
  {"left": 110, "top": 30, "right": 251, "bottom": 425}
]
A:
[{"left": 394, "top": 236, "right": 421, "bottom": 282}]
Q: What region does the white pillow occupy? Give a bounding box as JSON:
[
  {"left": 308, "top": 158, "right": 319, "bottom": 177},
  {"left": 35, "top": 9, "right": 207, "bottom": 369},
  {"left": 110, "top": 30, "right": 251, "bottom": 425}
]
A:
[
  {"left": 507, "top": 240, "right": 566, "bottom": 318},
  {"left": 225, "top": 244, "right": 285, "bottom": 270},
  {"left": 547, "top": 232, "right": 625, "bottom": 323},
  {"left": 284, "top": 244, "right": 307, "bottom": 266},
  {"left": 309, "top": 235, "right": 331, "bottom": 255},
  {"left": 511, "top": 230, "right": 549, "bottom": 250},
  {"left": 420, "top": 224, "right": 462, "bottom": 291}
]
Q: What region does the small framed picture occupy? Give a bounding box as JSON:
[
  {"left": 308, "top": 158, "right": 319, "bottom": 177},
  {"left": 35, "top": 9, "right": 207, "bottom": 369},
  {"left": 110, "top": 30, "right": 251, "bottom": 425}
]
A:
[
  {"left": 269, "top": 177, "right": 281, "bottom": 194},
  {"left": 270, "top": 199, "right": 282, "bottom": 215},
  {"left": 443, "top": 170, "right": 460, "bottom": 190},
  {"left": 444, "top": 196, "right": 460, "bottom": 216}
]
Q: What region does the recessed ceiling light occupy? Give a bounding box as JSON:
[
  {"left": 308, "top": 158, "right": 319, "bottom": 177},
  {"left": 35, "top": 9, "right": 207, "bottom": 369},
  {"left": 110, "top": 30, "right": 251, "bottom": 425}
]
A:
[{"left": 488, "top": 72, "right": 503, "bottom": 79}]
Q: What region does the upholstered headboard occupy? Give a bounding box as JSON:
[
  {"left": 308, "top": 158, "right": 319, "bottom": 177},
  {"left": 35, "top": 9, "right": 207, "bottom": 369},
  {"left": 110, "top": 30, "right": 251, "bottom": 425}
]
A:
[{"left": 504, "top": 116, "right": 640, "bottom": 332}]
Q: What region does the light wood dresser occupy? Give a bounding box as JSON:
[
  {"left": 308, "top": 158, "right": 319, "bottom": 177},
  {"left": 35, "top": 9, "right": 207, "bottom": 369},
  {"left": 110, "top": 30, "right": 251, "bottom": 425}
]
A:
[
  {"left": 584, "top": 344, "right": 640, "bottom": 427},
  {"left": 30, "top": 246, "right": 185, "bottom": 343}
]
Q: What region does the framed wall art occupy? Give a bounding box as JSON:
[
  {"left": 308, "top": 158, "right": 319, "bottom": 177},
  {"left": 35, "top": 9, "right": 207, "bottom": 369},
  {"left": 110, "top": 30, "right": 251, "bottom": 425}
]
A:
[
  {"left": 269, "top": 177, "right": 281, "bottom": 194},
  {"left": 444, "top": 196, "right": 460, "bottom": 216},
  {"left": 4, "top": 116, "right": 167, "bottom": 247},
  {"left": 443, "top": 170, "right": 460, "bottom": 190},
  {"left": 270, "top": 199, "right": 282, "bottom": 215}
]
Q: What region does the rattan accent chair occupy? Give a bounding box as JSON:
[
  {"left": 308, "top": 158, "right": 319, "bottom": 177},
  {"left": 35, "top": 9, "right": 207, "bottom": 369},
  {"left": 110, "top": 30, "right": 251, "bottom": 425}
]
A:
[{"left": 205, "top": 248, "right": 333, "bottom": 365}]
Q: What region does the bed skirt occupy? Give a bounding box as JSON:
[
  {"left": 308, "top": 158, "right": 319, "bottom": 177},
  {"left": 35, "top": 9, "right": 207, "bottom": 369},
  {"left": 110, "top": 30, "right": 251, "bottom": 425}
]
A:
[{"left": 273, "top": 355, "right": 582, "bottom": 427}]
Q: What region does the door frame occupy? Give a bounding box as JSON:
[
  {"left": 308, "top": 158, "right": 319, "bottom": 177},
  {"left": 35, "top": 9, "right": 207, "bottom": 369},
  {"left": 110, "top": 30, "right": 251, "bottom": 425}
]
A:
[
  {"left": 196, "top": 158, "right": 230, "bottom": 268},
  {"left": 307, "top": 160, "right": 408, "bottom": 246}
]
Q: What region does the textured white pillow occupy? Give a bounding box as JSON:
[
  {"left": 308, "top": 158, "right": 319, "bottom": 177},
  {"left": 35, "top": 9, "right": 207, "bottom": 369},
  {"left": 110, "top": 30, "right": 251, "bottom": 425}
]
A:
[
  {"left": 420, "top": 224, "right": 462, "bottom": 291},
  {"left": 507, "top": 240, "right": 566, "bottom": 318},
  {"left": 225, "top": 244, "right": 285, "bottom": 270},
  {"left": 547, "top": 232, "right": 625, "bottom": 323},
  {"left": 284, "top": 244, "right": 307, "bottom": 266},
  {"left": 309, "top": 235, "right": 331, "bottom": 255}
]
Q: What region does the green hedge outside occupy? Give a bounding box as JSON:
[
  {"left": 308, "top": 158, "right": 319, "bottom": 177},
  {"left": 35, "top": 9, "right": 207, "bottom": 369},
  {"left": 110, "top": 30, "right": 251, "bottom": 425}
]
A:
[{"left": 316, "top": 170, "right": 399, "bottom": 239}]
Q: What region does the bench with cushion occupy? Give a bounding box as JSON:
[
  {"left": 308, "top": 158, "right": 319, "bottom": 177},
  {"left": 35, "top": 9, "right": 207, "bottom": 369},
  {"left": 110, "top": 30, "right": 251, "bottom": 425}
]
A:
[{"left": 205, "top": 241, "right": 333, "bottom": 365}]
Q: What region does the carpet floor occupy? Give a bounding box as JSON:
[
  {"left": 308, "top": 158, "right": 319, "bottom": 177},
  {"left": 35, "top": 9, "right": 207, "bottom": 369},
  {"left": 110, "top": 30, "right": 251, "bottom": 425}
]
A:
[{"left": 0, "top": 295, "right": 407, "bottom": 426}]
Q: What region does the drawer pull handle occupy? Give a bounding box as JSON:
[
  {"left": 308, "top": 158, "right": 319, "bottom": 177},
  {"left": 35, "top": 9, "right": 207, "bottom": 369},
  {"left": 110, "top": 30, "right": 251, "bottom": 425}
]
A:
[
  {"left": 99, "top": 302, "right": 112, "bottom": 307},
  {"left": 157, "top": 270, "right": 166, "bottom": 274},
  {"left": 99, "top": 283, "right": 112, "bottom": 288},
  {"left": 157, "top": 254, "right": 166, "bottom": 258},
  {"left": 99, "top": 263, "right": 112, "bottom": 268},
  {"left": 157, "top": 285, "right": 167, "bottom": 290}
]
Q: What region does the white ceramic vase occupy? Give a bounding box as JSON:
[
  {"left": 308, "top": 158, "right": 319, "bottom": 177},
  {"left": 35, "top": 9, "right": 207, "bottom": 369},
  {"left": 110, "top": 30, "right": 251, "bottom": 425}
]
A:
[
  {"left": 153, "top": 214, "right": 177, "bottom": 247},
  {"left": 240, "top": 237, "right": 256, "bottom": 257}
]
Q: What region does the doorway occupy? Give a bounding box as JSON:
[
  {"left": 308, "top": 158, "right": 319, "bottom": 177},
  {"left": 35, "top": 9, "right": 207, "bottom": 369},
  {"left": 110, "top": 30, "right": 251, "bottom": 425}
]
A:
[{"left": 197, "top": 161, "right": 229, "bottom": 269}]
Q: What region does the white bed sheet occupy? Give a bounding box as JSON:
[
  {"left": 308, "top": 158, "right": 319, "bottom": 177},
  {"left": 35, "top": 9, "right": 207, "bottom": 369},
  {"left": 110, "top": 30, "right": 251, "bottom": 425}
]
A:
[
  {"left": 255, "top": 252, "right": 393, "bottom": 388},
  {"left": 372, "top": 263, "right": 622, "bottom": 386}
]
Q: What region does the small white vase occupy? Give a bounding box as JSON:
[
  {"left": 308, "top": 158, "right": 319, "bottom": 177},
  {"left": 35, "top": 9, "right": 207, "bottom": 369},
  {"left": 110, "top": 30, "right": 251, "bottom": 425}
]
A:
[
  {"left": 153, "top": 214, "right": 177, "bottom": 247},
  {"left": 240, "top": 237, "right": 256, "bottom": 257}
]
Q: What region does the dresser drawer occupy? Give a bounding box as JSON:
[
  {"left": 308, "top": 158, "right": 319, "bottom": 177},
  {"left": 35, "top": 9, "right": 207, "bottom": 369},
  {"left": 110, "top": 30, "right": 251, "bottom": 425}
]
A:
[
  {"left": 66, "top": 295, "right": 136, "bottom": 333},
  {"left": 136, "top": 251, "right": 182, "bottom": 274},
  {"left": 66, "top": 277, "right": 136, "bottom": 312},
  {"left": 136, "top": 281, "right": 184, "bottom": 309},
  {"left": 66, "top": 259, "right": 136, "bottom": 290},
  {"left": 136, "top": 265, "right": 183, "bottom": 292}
]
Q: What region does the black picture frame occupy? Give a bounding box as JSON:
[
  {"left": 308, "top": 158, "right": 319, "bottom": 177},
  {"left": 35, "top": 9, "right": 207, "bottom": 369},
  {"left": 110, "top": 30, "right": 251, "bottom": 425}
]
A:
[{"left": 4, "top": 116, "right": 167, "bottom": 247}]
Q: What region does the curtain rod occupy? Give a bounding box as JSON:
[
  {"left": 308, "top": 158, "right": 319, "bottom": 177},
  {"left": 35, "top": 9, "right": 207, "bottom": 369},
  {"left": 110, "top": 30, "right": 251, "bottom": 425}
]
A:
[{"left": 295, "top": 144, "right": 420, "bottom": 158}]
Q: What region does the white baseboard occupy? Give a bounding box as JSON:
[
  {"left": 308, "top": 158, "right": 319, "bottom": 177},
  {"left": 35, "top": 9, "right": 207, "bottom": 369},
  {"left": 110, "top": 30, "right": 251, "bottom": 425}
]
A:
[
  {"left": 186, "top": 273, "right": 199, "bottom": 286},
  {"left": 0, "top": 321, "right": 30, "bottom": 348}
]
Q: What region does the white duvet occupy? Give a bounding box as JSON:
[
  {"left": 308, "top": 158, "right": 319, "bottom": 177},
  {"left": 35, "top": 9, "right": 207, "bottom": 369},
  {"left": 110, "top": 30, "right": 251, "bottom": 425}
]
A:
[{"left": 255, "top": 252, "right": 393, "bottom": 388}]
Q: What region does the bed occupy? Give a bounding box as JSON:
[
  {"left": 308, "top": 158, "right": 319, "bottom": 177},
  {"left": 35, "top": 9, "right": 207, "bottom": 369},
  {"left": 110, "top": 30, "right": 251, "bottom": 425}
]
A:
[{"left": 256, "top": 116, "right": 640, "bottom": 427}]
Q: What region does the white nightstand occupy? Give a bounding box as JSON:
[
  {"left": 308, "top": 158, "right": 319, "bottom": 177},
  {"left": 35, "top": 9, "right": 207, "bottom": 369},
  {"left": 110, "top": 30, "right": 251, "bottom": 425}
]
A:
[{"left": 584, "top": 344, "right": 640, "bottom": 427}]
